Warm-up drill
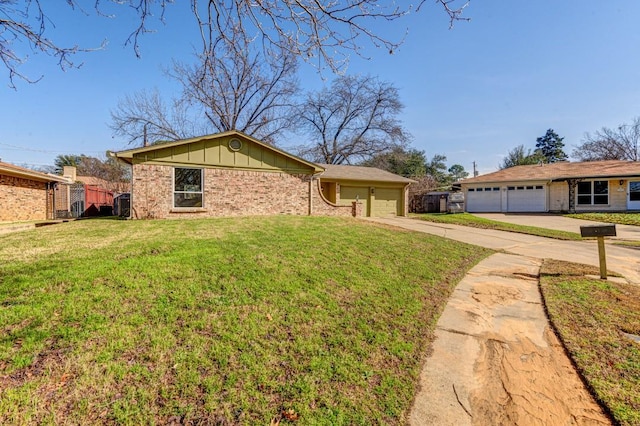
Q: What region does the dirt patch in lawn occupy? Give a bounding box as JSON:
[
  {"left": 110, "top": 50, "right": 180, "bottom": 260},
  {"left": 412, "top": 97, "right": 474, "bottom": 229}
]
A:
[{"left": 469, "top": 327, "right": 610, "bottom": 425}]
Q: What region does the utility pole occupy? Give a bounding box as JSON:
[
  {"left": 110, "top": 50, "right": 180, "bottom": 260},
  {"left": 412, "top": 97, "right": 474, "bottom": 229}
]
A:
[{"left": 472, "top": 161, "right": 479, "bottom": 177}]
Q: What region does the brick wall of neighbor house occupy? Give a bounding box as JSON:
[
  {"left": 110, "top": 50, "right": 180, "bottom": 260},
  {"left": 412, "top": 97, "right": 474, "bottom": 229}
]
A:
[
  {"left": 131, "top": 164, "right": 352, "bottom": 219},
  {"left": 549, "top": 181, "right": 568, "bottom": 212},
  {"left": 0, "top": 174, "right": 48, "bottom": 221}
]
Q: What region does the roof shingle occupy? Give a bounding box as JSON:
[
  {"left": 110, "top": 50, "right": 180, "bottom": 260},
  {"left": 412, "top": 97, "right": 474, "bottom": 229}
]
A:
[
  {"left": 318, "top": 164, "right": 415, "bottom": 183},
  {"left": 462, "top": 160, "right": 640, "bottom": 184}
]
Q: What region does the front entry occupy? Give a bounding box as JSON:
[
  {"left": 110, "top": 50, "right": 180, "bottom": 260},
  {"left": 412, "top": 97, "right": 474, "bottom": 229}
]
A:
[{"left": 629, "top": 180, "right": 640, "bottom": 210}]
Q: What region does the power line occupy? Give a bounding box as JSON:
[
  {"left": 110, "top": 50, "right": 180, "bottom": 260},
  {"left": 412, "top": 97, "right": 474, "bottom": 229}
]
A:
[{"left": 0, "top": 142, "right": 105, "bottom": 154}]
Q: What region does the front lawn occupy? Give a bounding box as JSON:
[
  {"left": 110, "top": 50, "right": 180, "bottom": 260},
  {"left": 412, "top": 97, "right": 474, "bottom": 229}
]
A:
[
  {"left": 566, "top": 212, "right": 640, "bottom": 227},
  {"left": 539, "top": 260, "right": 640, "bottom": 425},
  {"left": 412, "top": 213, "right": 581, "bottom": 240},
  {"left": 0, "top": 216, "right": 490, "bottom": 425}
]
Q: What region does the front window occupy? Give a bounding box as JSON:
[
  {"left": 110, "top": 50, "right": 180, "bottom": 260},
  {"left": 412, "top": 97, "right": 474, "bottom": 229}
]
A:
[
  {"left": 577, "top": 180, "right": 608, "bottom": 205},
  {"left": 631, "top": 181, "right": 640, "bottom": 201},
  {"left": 174, "top": 168, "right": 203, "bottom": 208}
]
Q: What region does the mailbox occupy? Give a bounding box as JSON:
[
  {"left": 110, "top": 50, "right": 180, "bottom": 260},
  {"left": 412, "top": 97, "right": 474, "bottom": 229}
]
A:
[{"left": 579, "top": 224, "right": 616, "bottom": 238}]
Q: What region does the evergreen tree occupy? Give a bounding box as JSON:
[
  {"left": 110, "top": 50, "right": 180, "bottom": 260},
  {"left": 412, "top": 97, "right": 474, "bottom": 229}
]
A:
[{"left": 535, "top": 129, "right": 568, "bottom": 163}]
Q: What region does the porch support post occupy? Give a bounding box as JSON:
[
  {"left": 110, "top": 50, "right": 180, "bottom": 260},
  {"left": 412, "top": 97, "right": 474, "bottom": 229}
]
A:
[{"left": 567, "top": 179, "right": 578, "bottom": 213}]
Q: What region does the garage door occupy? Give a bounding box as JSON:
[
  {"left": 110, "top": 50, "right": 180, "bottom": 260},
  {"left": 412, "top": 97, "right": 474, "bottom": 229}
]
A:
[
  {"left": 371, "top": 188, "right": 402, "bottom": 217},
  {"left": 340, "top": 186, "right": 369, "bottom": 215},
  {"left": 466, "top": 187, "right": 501, "bottom": 212},
  {"left": 507, "top": 185, "right": 546, "bottom": 212}
]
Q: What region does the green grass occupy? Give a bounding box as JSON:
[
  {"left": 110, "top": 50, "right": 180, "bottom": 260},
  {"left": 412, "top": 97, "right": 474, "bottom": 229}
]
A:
[
  {"left": 411, "top": 213, "right": 582, "bottom": 240},
  {"left": 539, "top": 260, "right": 640, "bottom": 425},
  {"left": 566, "top": 212, "right": 640, "bottom": 227},
  {"left": 0, "top": 216, "right": 490, "bottom": 425},
  {"left": 566, "top": 212, "right": 640, "bottom": 248}
]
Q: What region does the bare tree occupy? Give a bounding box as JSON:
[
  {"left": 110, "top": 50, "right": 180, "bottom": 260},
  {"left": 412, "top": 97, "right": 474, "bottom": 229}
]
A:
[
  {"left": 295, "top": 75, "right": 411, "bottom": 164},
  {"left": 110, "top": 32, "right": 299, "bottom": 146},
  {"left": 573, "top": 117, "right": 640, "bottom": 161},
  {"left": 1, "top": 0, "right": 470, "bottom": 87},
  {"left": 499, "top": 145, "right": 544, "bottom": 169},
  {"left": 110, "top": 89, "right": 206, "bottom": 144},
  {"left": 173, "top": 34, "right": 299, "bottom": 144}
]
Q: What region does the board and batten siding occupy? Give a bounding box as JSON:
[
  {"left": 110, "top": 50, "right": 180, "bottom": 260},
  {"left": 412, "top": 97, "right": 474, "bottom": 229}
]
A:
[{"left": 131, "top": 136, "right": 315, "bottom": 174}]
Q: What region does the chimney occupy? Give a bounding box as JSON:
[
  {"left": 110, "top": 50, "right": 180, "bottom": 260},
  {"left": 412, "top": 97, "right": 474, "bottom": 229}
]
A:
[{"left": 63, "top": 166, "right": 77, "bottom": 182}]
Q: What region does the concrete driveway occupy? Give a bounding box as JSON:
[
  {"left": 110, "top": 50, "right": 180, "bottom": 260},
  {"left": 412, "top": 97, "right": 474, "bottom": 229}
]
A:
[
  {"left": 367, "top": 216, "right": 640, "bottom": 284},
  {"left": 471, "top": 213, "right": 640, "bottom": 241}
]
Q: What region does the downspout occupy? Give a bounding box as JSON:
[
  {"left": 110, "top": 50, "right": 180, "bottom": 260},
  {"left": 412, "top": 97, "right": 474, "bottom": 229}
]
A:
[
  {"left": 403, "top": 183, "right": 410, "bottom": 216},
  {"left": 128, "top": 161, "right": 134, "bottom": 219},
  {"left": 47, "top": 182, "right": 53, "bottom": 220}
]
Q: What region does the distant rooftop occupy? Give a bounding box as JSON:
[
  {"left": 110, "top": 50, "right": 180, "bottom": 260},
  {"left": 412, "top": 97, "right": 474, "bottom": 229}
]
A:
[{"left": 461, "top": 160, "right": 640, "bottom": 183}]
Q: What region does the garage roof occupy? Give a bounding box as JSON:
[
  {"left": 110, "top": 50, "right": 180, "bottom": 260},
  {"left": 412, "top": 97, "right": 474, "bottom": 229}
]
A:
[
  {"left": 462, "top": 160, "right": 640, "bottom": 184},
  {"left": 0, "top": 161, "right": 69, "bottom": 183},
  {"left": 318, "top": 164, "right": 416, "bottom": 183}
]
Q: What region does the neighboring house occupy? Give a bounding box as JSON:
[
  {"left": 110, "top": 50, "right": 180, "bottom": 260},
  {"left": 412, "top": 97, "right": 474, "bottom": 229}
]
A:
[
  {"left": 113, "top": 131, "right": 414, "bottom": 219},
  {"left": 460, "top": 160, "right": 640, "bottom": 213},
  {"left": 54, "top": 166, "right": 115, "bottom": 218},
  {"left": 0, "top": 161, "right": 68, "bottom": 222}
]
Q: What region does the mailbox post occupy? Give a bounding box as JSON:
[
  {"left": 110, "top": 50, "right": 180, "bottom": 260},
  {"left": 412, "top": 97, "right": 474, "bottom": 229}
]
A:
[{"left": 579, "top": 224, "right": 617, "bottom": 280}]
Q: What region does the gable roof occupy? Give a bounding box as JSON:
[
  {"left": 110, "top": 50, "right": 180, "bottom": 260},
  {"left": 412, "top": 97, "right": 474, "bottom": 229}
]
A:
[
  {"left": 318, "top": 164, "right": 416, "bottom": 184},
  {"left": 113, "top": 130, "right": 324, "bottom": 173},
  {"left": 0, "top": 161, "right": 68, "bottom": 183},
  {"left": 462, "top": 160, "right": 640, "bottom": 184}
]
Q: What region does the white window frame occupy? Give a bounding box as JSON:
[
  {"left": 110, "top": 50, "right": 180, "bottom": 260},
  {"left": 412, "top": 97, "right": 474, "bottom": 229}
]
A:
[{"left": 173, "top": 167, "right": 204, "bottom": 208}]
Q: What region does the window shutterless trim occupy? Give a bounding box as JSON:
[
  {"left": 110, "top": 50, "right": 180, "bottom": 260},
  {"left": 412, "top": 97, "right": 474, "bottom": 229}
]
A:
[{"left": 173, "top": 167, "right": 204, "bottom": 208}]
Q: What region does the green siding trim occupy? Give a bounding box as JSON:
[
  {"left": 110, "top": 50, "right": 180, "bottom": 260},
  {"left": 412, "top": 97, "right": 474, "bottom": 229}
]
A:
[{"left": 115, "top": 131, "right": 322, "bottom": 175}]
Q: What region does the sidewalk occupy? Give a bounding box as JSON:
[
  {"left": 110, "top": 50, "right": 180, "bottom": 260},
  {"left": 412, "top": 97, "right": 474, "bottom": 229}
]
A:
[
  {"left": 407, "top": 253, "right": 610, "bottom": 425},
  {"left": 363, "top": 217, "right": 632, "bottom": 424}
]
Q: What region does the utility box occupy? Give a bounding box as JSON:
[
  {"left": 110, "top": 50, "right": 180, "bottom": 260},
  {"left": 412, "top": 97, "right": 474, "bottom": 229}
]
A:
[
  {"left": 448, "top": 192, "right": 465, "bottom": 214},
  {"left": 579, "top": 224, "right": 616, "bottom": 238}
]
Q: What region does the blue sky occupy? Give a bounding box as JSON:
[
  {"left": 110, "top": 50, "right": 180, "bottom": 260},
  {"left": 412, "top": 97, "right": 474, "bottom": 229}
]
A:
[{"left": 1, "top": 1, "right": 639, "bottom": 175}]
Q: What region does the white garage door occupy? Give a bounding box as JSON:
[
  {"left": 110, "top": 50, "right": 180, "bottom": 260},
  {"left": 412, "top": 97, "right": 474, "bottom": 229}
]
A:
[
  {"left": 506, "top": 185, "right": 546, "bottom": 212},
  {"left": 466, "top": 187, "right": 501, "bottom": 212}
]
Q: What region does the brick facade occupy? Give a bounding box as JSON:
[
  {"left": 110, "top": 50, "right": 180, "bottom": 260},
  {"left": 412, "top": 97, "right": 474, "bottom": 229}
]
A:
[
  {"left": 0, "top": 174, "right": 50, "bottom": 221},
  {"left": 131, "top": 164, "right": 352, "bottom": 219}
]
